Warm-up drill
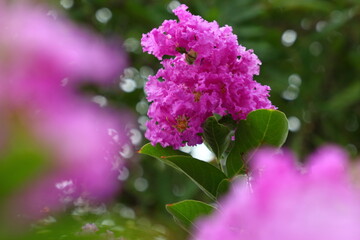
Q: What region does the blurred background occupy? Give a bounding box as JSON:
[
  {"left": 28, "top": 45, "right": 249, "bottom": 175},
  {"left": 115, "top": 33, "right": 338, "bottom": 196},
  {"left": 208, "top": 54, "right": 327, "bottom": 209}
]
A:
[{"left": 2, "top": 0, "right": 360, "bottom": 239}]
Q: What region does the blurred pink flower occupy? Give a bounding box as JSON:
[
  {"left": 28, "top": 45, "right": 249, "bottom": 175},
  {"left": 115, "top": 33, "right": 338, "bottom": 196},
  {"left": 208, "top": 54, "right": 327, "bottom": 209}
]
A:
[
  {"left": 0, "top": 1, "right": 131, "bottom": 220},
  {"left": 11, "top": 101, "right": 132, "bottom": 218},
  {"left": 0, "top": 1, "right": 126, "bottom": 107},
  {"left": 193, "top": 146, "right": 360, "bottom": 240}
]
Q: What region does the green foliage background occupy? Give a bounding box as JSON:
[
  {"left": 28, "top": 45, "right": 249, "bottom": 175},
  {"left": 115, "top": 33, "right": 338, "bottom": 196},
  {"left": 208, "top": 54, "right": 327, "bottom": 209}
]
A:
[{"left": 4, "top": 0, "right": 360, "bottom": 239}]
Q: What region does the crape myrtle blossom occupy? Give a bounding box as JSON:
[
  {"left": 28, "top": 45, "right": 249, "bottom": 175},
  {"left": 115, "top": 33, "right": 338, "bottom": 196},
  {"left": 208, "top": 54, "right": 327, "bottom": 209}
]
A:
[
  {"left": 0, "top": 1, "right": 131, "bottom": 219},
  {"left": 142, "top": 4, "right": 275, "bottom": 149},
  {"left": 193, "top": 146, "right": 360, "bottom": 240}
]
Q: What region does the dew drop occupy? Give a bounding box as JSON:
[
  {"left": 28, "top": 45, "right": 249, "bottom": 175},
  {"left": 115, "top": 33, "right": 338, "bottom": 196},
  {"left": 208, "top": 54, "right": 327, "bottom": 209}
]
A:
[
  {"left": 136, "top": 101, "right": 148, "bottom": 115},
  {"left": 92, "top": 95, "right": 107, "bottom": 107},
  {"left": 140, "top": 66, "right": 154, "bottom": 78},
  {"left": 282, "top": 85, "right": 299, "bottom": 101},
  {"left": 138, "top": 116, "right": 149, "bottom": 131},
  {"left": 95, "top": 8, "right": 112, "bottom": 24},
  {"left": 288, "top": 74, "right": 302, "bottom": 87},
  {"left": 120, "top": 78, "right": 137, "bottom": 93},
  {"left": 60, "top": 0, "right": 73, "bottom": 9},
  {"left": 288, "top": 116, "right": 301, "bottom": 132},
  {"left": 281, "top": 29, "right": 297, "bottom": 47},
  {"left": 129, "top": 128, "right": 142, "bottom": 145},
  {"left": 134, "top": 178, "right": 148, "bottom": 192},
  {"left": 119, "top": 144, "right": 134, "bottom": 159},
  {"left": 167, "top": 1, "right": 181, "bottom": 12},
  {"left": 119, "top": 206, "right": 136, "bottom": 219},
  {"left": 124, "top": 38, "right": 140, "bottom": 52},
  {"left": 118, "top": 167, "right": 129, "bottom": 181}
]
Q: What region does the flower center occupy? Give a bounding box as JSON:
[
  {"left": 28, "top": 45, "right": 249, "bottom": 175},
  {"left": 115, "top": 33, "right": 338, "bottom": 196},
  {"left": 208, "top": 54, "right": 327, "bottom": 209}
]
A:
[
  {"left": 193, "top": 91, "right": 201, "bottom": 102},
  {"left": 173, "top": 115, "right": 189, "bottom": 133}
]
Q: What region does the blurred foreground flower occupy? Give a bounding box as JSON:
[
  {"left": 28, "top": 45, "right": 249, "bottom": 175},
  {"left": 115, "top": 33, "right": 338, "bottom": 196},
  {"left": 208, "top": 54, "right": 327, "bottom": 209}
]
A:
[
  {"left": 0, "top": 1, "right": 131, "bottom": 226},
  {"left": 142, "top": 4, "right": 275, "bottom": 149},
  {"left": 193, "top": 146, "right": 360, "bottom": 240}
]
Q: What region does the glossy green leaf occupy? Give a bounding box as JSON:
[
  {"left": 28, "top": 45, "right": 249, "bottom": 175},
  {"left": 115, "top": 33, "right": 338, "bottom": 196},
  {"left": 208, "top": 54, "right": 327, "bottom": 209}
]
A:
[
  {"left": 166, "top": 200, "right": 215, "bottom": 229},
  {"left": 138, "top": 143, "right": 190, "bottom": 158},
  {"left": 158, "top": 155, "right": 227, "bottom": 200},
  {"left": 139, "top": 144, "right": 227, "bottom": 200},
  {"left": 226, "top": 109, "right": 288, "bottom": 177},
  {"left": 202, "top": 116, "right": 231, "bottom": 160}
]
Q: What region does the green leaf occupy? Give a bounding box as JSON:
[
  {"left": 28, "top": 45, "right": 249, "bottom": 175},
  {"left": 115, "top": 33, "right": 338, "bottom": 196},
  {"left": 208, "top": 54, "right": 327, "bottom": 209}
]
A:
[
  {"left": 138, "top": 143, "right": 190, "bottom": 158},
  {"left": 158, "top": 156, "right": 227, "bottom": 200},
  {"left": 166, "top": 200, "right": 215, "bottom": 230},
  {"left": 139, "top": 144, "right": 227, "bottom": 200},
  {"left": 226, "top": 145, "right": 248, "bottom": 178},
  {"left": 226, "top": 109, "right": 288, "bottom": 177},
  {"left": 202, "top": 116, "right": 231, "bottom": 160},
  {"left": 216, "top": 179, "right": 231, "bottom": 198},
  {"left": 218, "top": 114, "right": 238, "bottom": 129}
]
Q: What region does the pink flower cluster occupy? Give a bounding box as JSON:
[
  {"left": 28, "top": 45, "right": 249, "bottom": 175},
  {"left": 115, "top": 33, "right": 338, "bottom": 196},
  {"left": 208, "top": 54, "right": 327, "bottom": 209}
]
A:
[
  {"left": 142, "top": 4, "right": 275, "bottom": 149},
  {"left": 193, "top": 146, "right": 360, "bottom": 240},
  {"left": 0, "top": 2, "right": 131, "bottom": 219}
]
